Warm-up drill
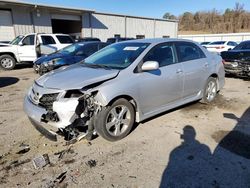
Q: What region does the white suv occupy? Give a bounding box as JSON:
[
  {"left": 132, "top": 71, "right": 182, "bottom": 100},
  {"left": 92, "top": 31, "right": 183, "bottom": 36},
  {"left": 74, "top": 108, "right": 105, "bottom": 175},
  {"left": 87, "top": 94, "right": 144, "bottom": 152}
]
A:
[{"left": 0, "top": 33, "right": 74, "bottom": 70}]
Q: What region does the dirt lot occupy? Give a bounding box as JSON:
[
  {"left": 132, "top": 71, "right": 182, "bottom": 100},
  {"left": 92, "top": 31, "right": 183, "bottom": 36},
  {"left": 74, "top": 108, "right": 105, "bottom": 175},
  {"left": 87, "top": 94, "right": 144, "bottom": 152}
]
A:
[{"left": 0, "top": 66, "right": 250, "bottom": 188}]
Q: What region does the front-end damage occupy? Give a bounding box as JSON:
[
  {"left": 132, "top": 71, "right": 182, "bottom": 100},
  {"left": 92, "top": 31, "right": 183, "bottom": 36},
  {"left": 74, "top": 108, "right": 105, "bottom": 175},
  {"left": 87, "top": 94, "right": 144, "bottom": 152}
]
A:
[{"left": 24, "top": 82, "right": 105, "bottom": 142}]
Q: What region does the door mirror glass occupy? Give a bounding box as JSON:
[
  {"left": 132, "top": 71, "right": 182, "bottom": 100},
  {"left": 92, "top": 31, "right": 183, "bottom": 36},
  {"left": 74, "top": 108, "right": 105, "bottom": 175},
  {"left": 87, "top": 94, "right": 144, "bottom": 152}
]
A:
[{"left": 141, "top": 61, "right": 159, "bottom": 71}]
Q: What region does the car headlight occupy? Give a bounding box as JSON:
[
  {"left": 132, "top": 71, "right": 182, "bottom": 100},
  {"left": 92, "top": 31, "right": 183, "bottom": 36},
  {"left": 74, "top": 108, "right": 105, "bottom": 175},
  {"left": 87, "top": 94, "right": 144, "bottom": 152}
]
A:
[
  {"left": 231, "top": 62, "right": 238, "bottom": 67},
  {"left": 44, "top": 58, "right": 62, "bottom": 67}
]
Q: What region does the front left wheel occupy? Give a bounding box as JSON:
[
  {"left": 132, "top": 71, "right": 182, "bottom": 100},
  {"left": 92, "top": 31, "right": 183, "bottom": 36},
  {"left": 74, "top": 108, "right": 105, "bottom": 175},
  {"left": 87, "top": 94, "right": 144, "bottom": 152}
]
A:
[
  {"left": 94, "top": 98, "right": 135, "bottom": 142},
  {"left": 0, "top": 55, "right": 16, "bottom": 70}
]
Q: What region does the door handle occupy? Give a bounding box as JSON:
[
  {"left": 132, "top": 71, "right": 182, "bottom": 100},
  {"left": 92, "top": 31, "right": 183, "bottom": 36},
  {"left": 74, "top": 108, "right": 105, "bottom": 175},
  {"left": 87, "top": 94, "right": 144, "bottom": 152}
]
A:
[
  {"left": 176, "top": 69, "right": 183, "bottom": 74},
  {"left": 205, "top": 63, "right": 209, "bottom": 67}
]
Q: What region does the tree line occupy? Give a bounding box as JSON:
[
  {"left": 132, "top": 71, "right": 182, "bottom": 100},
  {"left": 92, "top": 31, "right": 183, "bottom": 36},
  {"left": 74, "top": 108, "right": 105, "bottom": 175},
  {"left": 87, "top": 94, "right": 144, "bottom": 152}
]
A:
[{"left": 163, "top": 3, "right": 250, "bottom": 34}]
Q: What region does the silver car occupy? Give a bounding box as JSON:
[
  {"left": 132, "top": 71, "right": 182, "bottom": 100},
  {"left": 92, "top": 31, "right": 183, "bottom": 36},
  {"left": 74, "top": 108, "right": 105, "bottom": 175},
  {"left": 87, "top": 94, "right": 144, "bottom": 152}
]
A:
[{"left": 24, "top": 39, "right": 225, "bottom": 141}]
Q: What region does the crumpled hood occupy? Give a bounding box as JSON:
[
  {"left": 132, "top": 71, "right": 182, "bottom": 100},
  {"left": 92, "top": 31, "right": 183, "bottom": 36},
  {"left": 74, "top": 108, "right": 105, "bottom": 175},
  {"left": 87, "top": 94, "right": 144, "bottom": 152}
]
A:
[
  {"left": 35, "top": 53, "right": 68, "bottom": 65},
  {"left": 36, "top": 64, "right": 119, "bottom": 90}
]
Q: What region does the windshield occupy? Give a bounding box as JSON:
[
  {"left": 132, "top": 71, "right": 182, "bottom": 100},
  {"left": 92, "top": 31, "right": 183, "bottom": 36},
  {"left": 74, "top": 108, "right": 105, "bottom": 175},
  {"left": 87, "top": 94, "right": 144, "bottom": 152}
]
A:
[
  {"left": 9, "top": 35, "right": 24, "bottom": 45},
  {"left": 83, "top": 42, "right": 150, "bottom": 69},
  {"left": 209, "top": 41, "right": 226, "bottom": 45},
  {"left": 58, "top": 43, "right": 84, "bottom": 54},
  {"left": 233, "top": 41, "right": 250, "bottom": 50}
]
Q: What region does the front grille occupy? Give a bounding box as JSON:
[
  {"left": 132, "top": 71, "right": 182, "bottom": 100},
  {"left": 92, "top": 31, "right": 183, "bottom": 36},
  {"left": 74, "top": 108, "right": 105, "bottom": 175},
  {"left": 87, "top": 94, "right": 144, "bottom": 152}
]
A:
[{"left": 39, "top": 93, "right": 59, "bottom": 110}]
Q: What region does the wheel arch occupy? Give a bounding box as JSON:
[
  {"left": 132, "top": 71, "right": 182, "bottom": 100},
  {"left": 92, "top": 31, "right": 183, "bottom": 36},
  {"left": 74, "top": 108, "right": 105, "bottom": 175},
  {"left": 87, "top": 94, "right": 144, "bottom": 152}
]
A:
[
  {"left": 0, "top": 52, "right": 18, "bottom": 62},
  {"left": 106, "top": 95, "right": 140, "bottom": 122}
]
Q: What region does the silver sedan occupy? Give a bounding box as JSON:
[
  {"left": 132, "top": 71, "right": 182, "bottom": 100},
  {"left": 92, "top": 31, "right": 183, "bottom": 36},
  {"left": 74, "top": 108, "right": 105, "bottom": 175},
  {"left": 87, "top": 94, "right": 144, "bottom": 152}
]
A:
[{"left": 24, "top": 38, "right": 225, "bottom": 141}]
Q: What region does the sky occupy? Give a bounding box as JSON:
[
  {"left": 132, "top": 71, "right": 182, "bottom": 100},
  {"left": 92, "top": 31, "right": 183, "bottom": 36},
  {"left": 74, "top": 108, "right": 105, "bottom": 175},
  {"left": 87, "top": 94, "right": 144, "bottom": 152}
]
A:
[{"left": 25, "top": 0, "right": 250, "bottom": 18}]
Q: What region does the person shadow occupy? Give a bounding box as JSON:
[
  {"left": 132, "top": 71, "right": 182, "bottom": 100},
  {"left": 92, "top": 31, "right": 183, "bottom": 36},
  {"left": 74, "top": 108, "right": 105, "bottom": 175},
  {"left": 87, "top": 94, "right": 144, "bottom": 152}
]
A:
[
  {"left": 160, "top": 125, "right": 215, "bottom": 188},
  {"left": 160, "top": 107, "right": 250, "bottom": 188}
]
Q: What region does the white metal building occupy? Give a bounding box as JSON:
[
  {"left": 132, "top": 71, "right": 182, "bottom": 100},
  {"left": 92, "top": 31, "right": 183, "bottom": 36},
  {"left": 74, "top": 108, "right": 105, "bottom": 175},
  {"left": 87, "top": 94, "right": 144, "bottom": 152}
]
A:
[{"left": 0, "top": 0, "right": 178, "bottom": 42}]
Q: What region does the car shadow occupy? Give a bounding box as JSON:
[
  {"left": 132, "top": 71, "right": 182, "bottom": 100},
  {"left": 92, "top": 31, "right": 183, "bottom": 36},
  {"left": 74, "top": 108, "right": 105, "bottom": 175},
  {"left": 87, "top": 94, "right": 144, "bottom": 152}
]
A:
[
  {"left": 15, "top": 62, "right": 33, "bottom": 70},
  {"left": 0, "top": 77, "right": 19, "bottom": 88},
  {"left": 159, "top": 107, "right": 250, "bottom": 187}
]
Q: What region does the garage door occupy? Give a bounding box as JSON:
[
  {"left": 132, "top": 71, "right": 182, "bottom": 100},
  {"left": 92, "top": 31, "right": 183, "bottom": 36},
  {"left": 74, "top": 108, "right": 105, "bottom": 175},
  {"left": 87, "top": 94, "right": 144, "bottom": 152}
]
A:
[{"left": 0, "top": 10, "right": 15, "bottom": 41}]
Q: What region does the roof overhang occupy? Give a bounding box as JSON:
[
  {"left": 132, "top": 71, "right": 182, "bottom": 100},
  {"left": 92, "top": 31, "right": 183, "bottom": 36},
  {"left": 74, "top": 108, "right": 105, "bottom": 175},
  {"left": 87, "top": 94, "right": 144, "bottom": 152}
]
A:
[{"left": 0, "top": 0, "right": 95, "bottom": 14}]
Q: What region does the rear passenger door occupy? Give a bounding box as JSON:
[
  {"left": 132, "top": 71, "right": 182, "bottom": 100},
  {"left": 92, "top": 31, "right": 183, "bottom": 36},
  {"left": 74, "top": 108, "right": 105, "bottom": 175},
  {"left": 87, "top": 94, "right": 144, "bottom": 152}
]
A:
[
  {"left": 175, "top": 42, "right": 208, "bottom": 99},
  {"left": 138, "top": 42, "right": 184, "bottom": 115}
]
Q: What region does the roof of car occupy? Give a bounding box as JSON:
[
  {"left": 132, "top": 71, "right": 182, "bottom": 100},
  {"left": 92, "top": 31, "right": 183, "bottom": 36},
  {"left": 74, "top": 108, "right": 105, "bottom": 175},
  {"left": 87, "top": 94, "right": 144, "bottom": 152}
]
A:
[
  {"left": 75, "top": 41, "right": 107, "bottom": 45},
  {"left": 120, "top": 38, "right": 196, "bottom": 44}
]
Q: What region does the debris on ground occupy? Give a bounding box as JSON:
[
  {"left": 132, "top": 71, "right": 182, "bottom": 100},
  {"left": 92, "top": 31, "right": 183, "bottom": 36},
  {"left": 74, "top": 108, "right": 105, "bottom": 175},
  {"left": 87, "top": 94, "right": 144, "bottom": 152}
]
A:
[
  {"left": 54, "top": 146, "right": 75, "bottom": 160},
  {"left": 16, "top": 144, "right": 30, "bottom": 154},
  {"left": 129, "top": 176, "right": 137, "bottom": 179},
  {"left": 4, "top": 159, "right": 31, "bottom": 171},
  {"left": 32, "top": 154, "right": 50, "bottom": 169},
  {"left": 45, "top": 171, "right": 68, "bottom": 188},
  {"left": 0, "top": 120, "right": 6, "bottom": 125},
  {"left": 86, "top": 160, "right": 97, "bottom": 168}
]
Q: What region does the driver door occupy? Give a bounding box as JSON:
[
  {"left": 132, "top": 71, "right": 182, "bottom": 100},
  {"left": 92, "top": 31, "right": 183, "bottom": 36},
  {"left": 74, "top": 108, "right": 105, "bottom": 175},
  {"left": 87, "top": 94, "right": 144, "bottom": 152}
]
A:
[{"left": 18, "top": 34, "right": 37, "bottom": 62}]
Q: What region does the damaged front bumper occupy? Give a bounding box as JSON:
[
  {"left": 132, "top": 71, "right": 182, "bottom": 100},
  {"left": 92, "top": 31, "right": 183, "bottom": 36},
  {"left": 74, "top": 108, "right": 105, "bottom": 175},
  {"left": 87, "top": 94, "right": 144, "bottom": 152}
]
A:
[
  {"left": 24, "top": 95, "right": 79, "bottom": 141},
  {"left": 224, "top": 62, "right": 250, "bottom": 77},
  {"left": 23, "top": 83, "right": 102, "bottom": 141}
]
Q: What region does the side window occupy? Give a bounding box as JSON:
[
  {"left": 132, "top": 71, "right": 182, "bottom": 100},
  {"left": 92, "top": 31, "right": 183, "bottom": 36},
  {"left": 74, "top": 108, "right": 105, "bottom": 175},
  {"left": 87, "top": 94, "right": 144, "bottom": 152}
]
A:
[
  {"left": 144, "top": 43, "right": 175, "bottom": 67},
  {"left": 228, "top": 42, "right": 237, "bottom": 46},
  {"left": 22, "top": 35, "right": 35, "bottom": 45},
  {"left": 56, "top": 35, "right": 74, "bottom": 44},
  {"left": 176, "top": 42, "right": 206, "bottom": 62},
  {"left": 41, "top": 36, "right": 56, "bottom": 45}
]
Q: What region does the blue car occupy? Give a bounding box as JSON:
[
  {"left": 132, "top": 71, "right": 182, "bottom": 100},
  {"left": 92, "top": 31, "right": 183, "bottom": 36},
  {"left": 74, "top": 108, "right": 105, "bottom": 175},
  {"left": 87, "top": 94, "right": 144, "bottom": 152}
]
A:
[{"left": 34, "top": 41, "right": 108, "bottom": 75}]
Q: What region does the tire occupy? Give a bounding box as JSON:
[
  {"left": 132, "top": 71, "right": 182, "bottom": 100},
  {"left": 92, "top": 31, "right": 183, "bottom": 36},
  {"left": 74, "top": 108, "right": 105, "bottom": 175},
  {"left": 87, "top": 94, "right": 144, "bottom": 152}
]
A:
[
  {"left": 0, "top": 55, "right": 16, "bottom": 70},
  {"left": 201, "top": 77, "right": 218, "bottom": 104},
  {"left": 94, "top": 98, "right": 135, "bottom": 142}
]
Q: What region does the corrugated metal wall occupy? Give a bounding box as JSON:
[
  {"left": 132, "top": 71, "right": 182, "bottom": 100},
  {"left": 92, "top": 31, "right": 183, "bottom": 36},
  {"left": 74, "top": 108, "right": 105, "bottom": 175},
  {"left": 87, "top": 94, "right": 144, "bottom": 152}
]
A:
[
  {"left": 126, "top": 17, "right": 155, "bottom": 38},
  {"left": 82, "top": 13, "right": 178, "bottom": 41}
]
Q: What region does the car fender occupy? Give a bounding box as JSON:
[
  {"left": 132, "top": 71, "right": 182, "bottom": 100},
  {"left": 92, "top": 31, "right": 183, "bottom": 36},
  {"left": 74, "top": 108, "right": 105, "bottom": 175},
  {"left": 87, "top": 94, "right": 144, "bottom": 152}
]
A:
[{"left": 0, "top": 45, "right": 20, "bottom": 62}]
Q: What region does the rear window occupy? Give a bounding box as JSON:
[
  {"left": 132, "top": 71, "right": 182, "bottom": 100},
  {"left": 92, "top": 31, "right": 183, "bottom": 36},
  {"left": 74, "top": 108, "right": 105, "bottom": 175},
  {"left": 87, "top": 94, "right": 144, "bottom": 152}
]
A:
[
  {"left": 210, "top": 41, "right": 226, "bottom": 45},
  {"left": 234, "top": 41, "right": 250, "bottom": 50},
  {"left": 41, "top": 36, "right": 56, "bottom": 45},
  {"left": 176, "top": 42, "right": 206, "bottom": 62},
  {"left": 56, "top": 35, "right": 74, "bottom": 44}
]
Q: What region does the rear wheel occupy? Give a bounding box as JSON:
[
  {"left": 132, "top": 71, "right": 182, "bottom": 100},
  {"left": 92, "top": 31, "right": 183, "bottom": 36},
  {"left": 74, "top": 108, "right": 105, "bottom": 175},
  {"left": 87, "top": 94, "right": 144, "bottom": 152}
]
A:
[
  {"left": 201, "top": 77, "right": 218, "bottom": 103},
  {"left": 0, "top": 55, "right": 16, "bottom": 70},
  {"left": 94, "top": 98, "right": 135, "bottom": 141}
]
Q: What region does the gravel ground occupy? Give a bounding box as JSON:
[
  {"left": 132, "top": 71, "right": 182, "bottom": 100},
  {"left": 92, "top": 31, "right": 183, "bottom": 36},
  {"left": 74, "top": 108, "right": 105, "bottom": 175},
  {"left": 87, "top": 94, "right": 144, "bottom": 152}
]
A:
[{"left": 0, "top": 66, "right": 250, "bottom": 188}]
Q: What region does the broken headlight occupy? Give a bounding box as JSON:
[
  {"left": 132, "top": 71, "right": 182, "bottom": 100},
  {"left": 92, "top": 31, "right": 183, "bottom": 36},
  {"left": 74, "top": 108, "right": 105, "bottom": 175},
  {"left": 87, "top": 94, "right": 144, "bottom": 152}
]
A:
[
  {"left": 44, "top": 58, "right": 62, "bottom": 67},
  {"left": 64, "top": 90, "right": 84, "bottom": 98}
]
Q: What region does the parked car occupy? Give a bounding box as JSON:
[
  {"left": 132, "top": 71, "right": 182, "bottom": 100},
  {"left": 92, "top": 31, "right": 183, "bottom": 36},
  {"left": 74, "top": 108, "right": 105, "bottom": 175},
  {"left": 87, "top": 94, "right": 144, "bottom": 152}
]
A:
[
  {"left": 200, "top": 42, "right": 211, "bottom": 47},
  {"left": 221, "top": 40, "right": 250, "bottom": 77},
  {"left": 106, "top": 37, "right": 134, "bottom": 44},
  {"left": 24, "top": 39, "right": 225, "bottom": 142},
  {"left": 77, "top": 37, "right": 101, "bottom": 42},
  {"left": 205, "top": 41, "right": 238, "bottom": 53},
  {"left": 34, "top": 41, "right": 109, "bottom": 75},
  {"left": 0, "top": 33, "right": 74, "bottom": 70}
]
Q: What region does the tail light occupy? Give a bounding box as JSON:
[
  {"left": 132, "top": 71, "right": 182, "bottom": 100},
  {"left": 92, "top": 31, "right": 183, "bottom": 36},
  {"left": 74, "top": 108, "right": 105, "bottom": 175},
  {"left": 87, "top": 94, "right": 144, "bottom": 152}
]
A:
[{"left": 215, "top": 46, "right": 225, "bottom": 49}]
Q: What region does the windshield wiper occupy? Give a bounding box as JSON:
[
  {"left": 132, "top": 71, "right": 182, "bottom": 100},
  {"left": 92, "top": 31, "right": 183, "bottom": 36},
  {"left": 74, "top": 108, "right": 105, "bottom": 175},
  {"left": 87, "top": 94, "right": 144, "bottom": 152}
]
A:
[{"left": 83, "top": 63, "right": 112, "bottom": 70}]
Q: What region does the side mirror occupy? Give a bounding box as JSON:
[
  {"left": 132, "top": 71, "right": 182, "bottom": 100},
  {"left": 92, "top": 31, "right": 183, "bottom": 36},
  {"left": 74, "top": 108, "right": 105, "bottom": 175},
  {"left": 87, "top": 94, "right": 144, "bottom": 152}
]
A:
[
  {"left": 18, "top": 42, "right": 24, "bottom": 46},
  {"left": 141, "top": 61, "right": 159, "bottom": 71}
]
